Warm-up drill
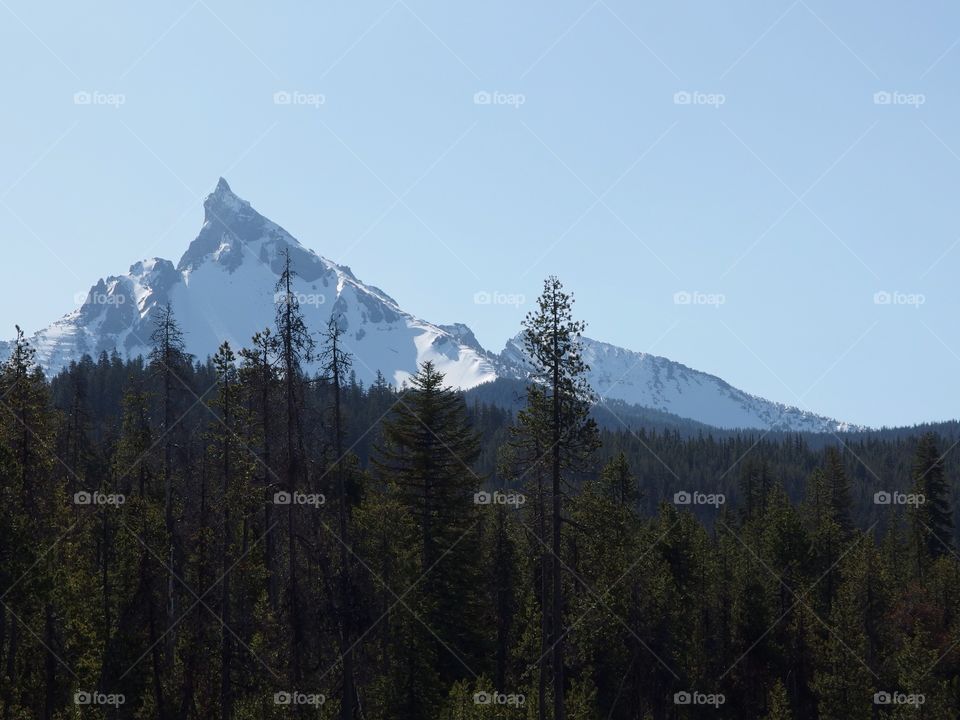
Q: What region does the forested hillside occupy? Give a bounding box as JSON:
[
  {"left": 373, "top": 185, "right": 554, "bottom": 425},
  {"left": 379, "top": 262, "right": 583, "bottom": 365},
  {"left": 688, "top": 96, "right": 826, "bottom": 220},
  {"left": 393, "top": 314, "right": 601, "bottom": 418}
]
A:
[{"left": 0, "top": 273, "right": 958, "bottom": 718}]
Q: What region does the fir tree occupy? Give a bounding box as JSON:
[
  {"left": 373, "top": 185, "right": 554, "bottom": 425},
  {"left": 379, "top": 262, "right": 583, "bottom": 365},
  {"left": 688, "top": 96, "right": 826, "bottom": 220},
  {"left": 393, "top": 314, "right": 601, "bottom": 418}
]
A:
[
  {"left": 273, "top": 248, "right": 313, "bottom": 687},
  {"left": 373, "top": 361, "right": 485, "bottom": 713},
  {"left": 319, "top": 316, "right": 359, "bottom": 719},
  {"left": 823, "top": 447, "right": 853, "bottom": 537},
  {"left": 910, "top": 433, "right": 953, "bottom": 564},
  {"left": 520, "top": 276, "right": 599, "bottom": 720}
]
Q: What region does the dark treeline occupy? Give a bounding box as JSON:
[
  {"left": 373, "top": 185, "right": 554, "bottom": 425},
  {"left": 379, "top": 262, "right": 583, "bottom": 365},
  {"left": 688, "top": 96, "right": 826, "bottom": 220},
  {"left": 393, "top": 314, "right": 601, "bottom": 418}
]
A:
[{"left": 1, "top": 270, "right": 959, "bottom": 718}]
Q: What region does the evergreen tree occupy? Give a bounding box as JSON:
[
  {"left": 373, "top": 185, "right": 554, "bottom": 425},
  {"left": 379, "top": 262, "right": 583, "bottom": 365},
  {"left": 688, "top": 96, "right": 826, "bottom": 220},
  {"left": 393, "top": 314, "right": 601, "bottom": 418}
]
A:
[
  {"left": 823, "top": 447, "right": 853, "bottom": 537},
  {"left": 501, "top": 382, "right": 552, "bottom": 717},
  {"left": 520, "top": 276, "right": 599, "bottom": 720},
  {"left": 148, "top": 303, "right": 192, "bottom": 684},
  {"left": 762, "top": 679, "right": 793, "bottom": 720},
  {"left": 373, "top": 361, "right": 485, "bottom": 715},
  {"left": 208, "top": 342, "right": 259, "bottom": 720},
  {"left": 319, "top": 316, "right": 359, "bottom": 719},
  {"left": 598, "top": 452, "right": 639, "bottom": 507},
  {"left": 910, "top": 433, "right": 953, "bottom": 565},
  {"left": 0, "top": 327, "right": 61, "bottom": 719},
  {"left": 239, "top": 328, "right": 281, "bottom": 610},
  {"left": 738, "top": 457, "right": 772, "bottom": 524},
  {"left": 273, "top": 248, "right": 314, "bottom": 688}
]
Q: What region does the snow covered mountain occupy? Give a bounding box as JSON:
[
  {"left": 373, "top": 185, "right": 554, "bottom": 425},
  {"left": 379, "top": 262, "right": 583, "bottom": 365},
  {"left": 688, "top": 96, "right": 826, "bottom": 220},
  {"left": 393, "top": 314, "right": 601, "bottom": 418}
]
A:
[
  {"left": 6, "top": 178, "right": 855, "bottom": 432},
  {"left": 20, "top": 178, "right": 498, "bottom": 389},
  {"left": 500, "top": 335, "right": 858, "bottom": 432}
]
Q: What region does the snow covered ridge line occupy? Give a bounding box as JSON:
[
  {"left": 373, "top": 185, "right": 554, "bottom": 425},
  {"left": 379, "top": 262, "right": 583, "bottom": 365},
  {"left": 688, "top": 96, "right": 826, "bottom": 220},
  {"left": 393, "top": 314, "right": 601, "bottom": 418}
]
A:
[
  {"left": 2, "top": 177, "right": 856, "bottom": 433},
  {"left": 497, "top": 335, "right": 862, "bottom": 433}
]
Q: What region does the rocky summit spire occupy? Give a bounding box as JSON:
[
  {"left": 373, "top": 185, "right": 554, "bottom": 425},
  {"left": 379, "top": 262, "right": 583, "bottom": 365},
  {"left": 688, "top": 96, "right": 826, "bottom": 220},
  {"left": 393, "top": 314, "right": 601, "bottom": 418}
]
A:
[{"left": 202, "top": 176, "right": 250, "bottom": 223}]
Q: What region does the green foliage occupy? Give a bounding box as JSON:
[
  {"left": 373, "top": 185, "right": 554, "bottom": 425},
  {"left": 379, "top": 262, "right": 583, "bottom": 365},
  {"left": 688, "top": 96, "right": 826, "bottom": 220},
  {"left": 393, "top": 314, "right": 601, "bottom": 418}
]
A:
[
  {"left": 910, "top": 433, "right": 954, "bottom": 568},
  {"left": 1, "top": 274, "right": 959, "bottom": 718}
]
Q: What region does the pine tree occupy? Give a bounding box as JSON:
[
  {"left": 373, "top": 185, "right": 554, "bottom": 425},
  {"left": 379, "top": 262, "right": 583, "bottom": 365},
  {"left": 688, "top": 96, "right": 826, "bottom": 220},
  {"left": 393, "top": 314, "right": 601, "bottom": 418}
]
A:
[
  {"left": 209, "top": 342, "right": 253, "bottom": 720},
  {"left": 811, "top": 545, "right": 875, "bottom": 720},
  {"left": 319, "top": 316, "right": 359, "bottom": 719},
  {"left": 520, "top": 276, "right": 599, "bottom": 720},
  {"left": 823, "top": 447, "right": 853, "bottom": 537},
  {"left": 598, "top": 452, "right": 639, "bottom": 507},
  {"left": 910, "top": 433, "right": 952, "bottom": 565},
  {"left": 0, "top": 327, "right": 61, "bottom": 719},
  {"left": 102, "top": 381, "right": 166, "bottom": 713},
  {"left": 762, "top": 679, "right": 793, "bottom": 720},
  {"left": 373, "top": 361, "right": 485, "bottom": 713},
  {"left": 738, "top": 457, "right": 772, "bottom": 524},
  {"left": 502, "top": 382, "right": 552, "bottom": 717},
  {"left": 148, "top": 303, "right": 192, "bottom": 682},
  {"left": 273, "top": 248, "right": 314, "bottom": 688},
  {"left": 239, "top": 327, "right": 281, "bottom": 610}
]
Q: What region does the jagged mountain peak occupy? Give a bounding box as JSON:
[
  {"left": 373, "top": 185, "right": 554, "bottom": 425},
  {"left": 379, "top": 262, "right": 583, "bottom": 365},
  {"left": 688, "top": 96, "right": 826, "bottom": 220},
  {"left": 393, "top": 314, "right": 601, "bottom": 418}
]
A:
[
  {"left": 181, "top": 178, "right": 294, "bottom": 273},
  {"left": 16, "top": 179, "right": 498, "bottom": 390},
  {"left": 203, "top": 176, "right": 248, "bottom": 217}
]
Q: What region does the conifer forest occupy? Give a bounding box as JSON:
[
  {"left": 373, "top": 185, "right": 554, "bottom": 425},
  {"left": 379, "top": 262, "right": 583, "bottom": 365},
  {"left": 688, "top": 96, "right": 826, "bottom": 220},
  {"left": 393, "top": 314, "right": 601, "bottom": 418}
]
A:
[{"left": 0, "top": 273, "right": 958, "bottom": 719}]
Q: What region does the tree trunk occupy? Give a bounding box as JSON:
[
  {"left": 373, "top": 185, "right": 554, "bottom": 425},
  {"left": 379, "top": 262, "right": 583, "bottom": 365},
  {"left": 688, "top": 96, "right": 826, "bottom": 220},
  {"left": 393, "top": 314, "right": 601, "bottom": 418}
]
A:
[
  {"left": 332, "top": 337, "right": 356, "bottom": 720},
  {"left": 550, "top": 302, "right": 564, "bottom": 720}
]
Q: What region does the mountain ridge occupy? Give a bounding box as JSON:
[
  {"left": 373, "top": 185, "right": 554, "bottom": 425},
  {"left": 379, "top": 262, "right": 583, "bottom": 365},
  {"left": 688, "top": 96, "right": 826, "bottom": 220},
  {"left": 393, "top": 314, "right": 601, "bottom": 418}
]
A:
[{"left": 2, "top": 178, "right": 858, "bottom": 433}]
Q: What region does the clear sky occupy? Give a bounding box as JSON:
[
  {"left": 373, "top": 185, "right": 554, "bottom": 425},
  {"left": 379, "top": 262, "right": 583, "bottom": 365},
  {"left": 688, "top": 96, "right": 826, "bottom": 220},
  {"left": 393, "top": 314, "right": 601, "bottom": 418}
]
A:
[{"left": 0, "top": 0, "right": 958, "bottom": 428}]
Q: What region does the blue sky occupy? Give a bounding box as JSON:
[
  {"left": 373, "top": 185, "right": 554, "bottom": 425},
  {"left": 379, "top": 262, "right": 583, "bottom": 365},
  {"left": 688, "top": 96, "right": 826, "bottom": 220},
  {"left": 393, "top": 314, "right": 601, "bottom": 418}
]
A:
[{"left": 1, "top": 0, "right": 958, "bottom": 428}]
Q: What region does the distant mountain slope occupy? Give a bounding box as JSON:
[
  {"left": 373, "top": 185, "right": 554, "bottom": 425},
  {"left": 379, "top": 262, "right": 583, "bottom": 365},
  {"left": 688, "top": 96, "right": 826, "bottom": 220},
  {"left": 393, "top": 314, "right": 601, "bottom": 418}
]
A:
[
  {"left": 5, "top": 178, "right": 857, "bottom": 433},
  {"left": 463, "top": 377, "right": 717, "bottom": 436},
  {"left": 498, "top": 335, "right": 859, "bottom": 432}
]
